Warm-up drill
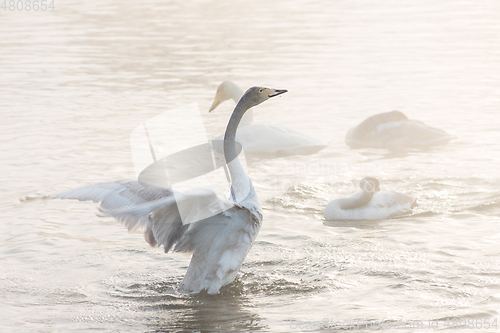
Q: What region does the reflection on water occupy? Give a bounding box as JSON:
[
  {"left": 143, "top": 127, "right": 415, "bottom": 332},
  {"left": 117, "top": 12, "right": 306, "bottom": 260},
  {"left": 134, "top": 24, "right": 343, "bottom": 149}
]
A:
[
  {"left": 2, "top": 0, "right": 500, "bottom": 331},
  {"left": 113, "top": 280, "right": 266, "bottom": 332}
]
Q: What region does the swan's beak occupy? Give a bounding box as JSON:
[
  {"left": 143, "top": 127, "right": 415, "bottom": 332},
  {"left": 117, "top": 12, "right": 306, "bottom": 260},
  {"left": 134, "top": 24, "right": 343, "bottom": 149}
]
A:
[
  {"left": 268, "top": 89, "right": 287, "bottom": 98},
  {"left": 208, "top": 93, "right": 222, "bottom": 113}
]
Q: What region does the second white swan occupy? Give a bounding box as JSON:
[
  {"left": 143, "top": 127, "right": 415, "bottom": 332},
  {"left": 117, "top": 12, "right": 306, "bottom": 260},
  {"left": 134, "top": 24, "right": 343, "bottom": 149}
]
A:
[{"left": 209, "top": 81, "right": 327, "bottom": 157}]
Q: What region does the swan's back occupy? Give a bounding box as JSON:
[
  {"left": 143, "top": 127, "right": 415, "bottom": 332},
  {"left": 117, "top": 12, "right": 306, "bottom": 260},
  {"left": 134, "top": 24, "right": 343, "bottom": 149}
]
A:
[
  {"left": 348, "top": 111, "right": 408, "bottom": 141},
  {"left": 345, "top": 111, "right": 454, "bottom": 148}
]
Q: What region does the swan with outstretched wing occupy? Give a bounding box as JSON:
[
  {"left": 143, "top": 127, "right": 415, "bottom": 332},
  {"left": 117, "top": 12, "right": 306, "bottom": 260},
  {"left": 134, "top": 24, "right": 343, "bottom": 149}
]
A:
[{"left": 55, "top": 86, "right": 287, "bottom": 294}]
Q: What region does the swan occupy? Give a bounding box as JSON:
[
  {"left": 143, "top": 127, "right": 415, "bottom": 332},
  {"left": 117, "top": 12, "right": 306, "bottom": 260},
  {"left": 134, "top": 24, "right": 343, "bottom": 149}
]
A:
[
  {"left": 324, "top": 177, "right": 416, "bottom": 220},
  {"left": 54, "top": 86, "right": 287, "bottom": 294},
  {"left": 209, "top": 81, "right": 327, "bottom": 157},
  {"left": 345, "top": 111, "right": 454, "bottom": 149}
]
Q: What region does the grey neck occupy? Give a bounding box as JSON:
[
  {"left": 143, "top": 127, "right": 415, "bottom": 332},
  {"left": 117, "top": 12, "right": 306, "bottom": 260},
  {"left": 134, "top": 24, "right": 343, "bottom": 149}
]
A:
[
  {"left": 223, "top": 99, "right": 248, "bottom": 155},
  {"left": 229, "top": 86, "right": 253, "bottom": 127},
  {"left": 223, "top": 97, "right": 252, "bottom": 202}
]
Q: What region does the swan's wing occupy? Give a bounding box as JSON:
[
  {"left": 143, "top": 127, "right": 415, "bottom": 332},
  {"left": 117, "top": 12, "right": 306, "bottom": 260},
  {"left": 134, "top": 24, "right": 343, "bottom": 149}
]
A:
[
  {"left": 54, "top": 180, "right": 173, "bottom": 212},
  {"left": 173, "top": 207, "right": 253, "bottom": 253},
  {"left": 107, "top": 188, "right": 246, "bottom": 253},
  {"left": 368, "top": 191, "right": 416, "bottom": 216},
  {"left": 104, "top": 187, "right": 234, "bottom": 229},
  {"left": 54, "top": 181, "right": 236, "bottom": 252},
  {"left": 388, "top": 191, "right": 416, "bottom": 207}
]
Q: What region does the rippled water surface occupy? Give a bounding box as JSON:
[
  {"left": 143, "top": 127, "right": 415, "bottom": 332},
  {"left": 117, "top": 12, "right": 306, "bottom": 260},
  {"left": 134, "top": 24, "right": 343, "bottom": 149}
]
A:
[{"left": 2, "top": 0, "right": 500, "bottom": 332}]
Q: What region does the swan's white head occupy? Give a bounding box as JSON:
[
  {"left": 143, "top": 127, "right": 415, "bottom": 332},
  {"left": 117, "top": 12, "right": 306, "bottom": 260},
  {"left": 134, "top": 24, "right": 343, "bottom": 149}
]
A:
[
  {"left": 209, "top": 81, "right": 243, "bottom": 112},
  {"left": 360, "top": 177, "right": 380, "bottom": 192},
  {"left": 243, "top": 86, "right": 287, "bottom": 108}
]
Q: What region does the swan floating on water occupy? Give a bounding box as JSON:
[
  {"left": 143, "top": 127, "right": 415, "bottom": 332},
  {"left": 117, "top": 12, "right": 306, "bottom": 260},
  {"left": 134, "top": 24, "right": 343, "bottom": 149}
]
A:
[
  {"left": 54, "top": 86, "right": 287, "bottom": 294},
  {"left": 209, "top": 81, "right": 327, "bottom": 157},
  {"left": 324, "top": 177, "right": 416, "bottom": 220},
  {"left": 345, "top": 111, "right": 454, "bottom": 149}
]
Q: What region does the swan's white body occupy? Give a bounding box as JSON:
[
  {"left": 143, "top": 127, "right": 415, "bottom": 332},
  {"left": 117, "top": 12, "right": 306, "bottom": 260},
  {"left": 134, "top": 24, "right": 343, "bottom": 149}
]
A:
[
  {"left": 54, "top": 86, "right": 286, "bottom": 294},
  {"left": 324, "top": 191, "right": 415, "bottom": 220},
  {"left": 213, "top": 123, "right": 326, "bottom": 157},
  {"left": 345, "top": 111, "right": 454, "bottom": 149},
  {"left": 210, "top": 81, "right": 327, "bottom": 157},
  {"left": 324, "top": 178, "right": 416, "bottom": 220}
]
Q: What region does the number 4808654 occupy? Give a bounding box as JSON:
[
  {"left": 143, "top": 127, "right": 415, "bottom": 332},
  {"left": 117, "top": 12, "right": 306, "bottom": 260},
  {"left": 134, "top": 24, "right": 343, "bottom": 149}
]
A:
[{"left": 1, "top": 0, "right": 55, "bottom": 11}]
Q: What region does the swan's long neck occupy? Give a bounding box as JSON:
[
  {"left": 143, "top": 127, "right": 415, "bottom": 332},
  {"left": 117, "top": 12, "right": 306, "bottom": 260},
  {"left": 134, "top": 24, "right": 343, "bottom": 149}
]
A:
[
  {"left": 340, "top": 190, "right": 374, "bottom": 210},
  {"left": 224, "top": 97, "right": 252, "bottom": 202},
  {"left": 228, "top": 85, "right": 253, "bottom": 127}
]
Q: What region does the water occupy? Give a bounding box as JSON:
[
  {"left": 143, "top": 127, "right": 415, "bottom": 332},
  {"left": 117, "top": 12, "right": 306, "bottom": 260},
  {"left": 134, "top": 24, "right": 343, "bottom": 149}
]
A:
[{"left": 1, "top": 0, "right": 500, "bottom": 332}]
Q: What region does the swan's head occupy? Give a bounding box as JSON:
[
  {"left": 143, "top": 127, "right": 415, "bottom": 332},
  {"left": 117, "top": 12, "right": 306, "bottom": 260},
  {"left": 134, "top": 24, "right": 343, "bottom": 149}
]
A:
[
  {"left": 359, "top": 177, "right": 380, "bottom": 192},
  {"left": 243, "top": 86, "right": 287, "bottom": 108},
  {"left": 209, "top": 81, "right": 242, "bottom": 112}
]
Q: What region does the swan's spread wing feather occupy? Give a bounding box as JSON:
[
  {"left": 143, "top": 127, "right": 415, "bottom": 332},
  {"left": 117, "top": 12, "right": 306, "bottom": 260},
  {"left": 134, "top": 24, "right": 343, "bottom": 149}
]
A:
[
  {"left": 105, "top": 187, "right": 234, "bottom": 228},
  {"left": 54, "top": 180, "right": 172, "bottom": 212},
  {"left": 54, "top": 181, "right": 249, "bottom": 253}
]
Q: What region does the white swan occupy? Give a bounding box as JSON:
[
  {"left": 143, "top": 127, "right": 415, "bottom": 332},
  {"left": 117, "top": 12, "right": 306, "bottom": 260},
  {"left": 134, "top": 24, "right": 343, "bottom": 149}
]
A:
[
  {"left": 324, "top": 177, "right": 416, "bottom": 220},
  {"left": 345, "top": 111, "right": 454, "bottom": 149},
  {"left": 209, "top": 81, "right": 327, "bottom": 157},
  {"left": 54, "top": 86, "right": 287, "bottom": 294}
]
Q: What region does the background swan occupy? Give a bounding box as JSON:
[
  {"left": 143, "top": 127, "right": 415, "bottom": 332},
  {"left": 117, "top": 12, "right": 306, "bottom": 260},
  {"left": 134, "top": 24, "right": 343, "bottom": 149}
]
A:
[
  {"left": 54, "top": 86, "right": 287, "bottom": 294},
  {"left": 209, "top": 81, "right": 327, "bottom": 157},
  {"left": 345, "top": 111, "right": 455, "bottom": 149},
  {"left": 324, "top": 177, "right": 416, "bottom": 220}
]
